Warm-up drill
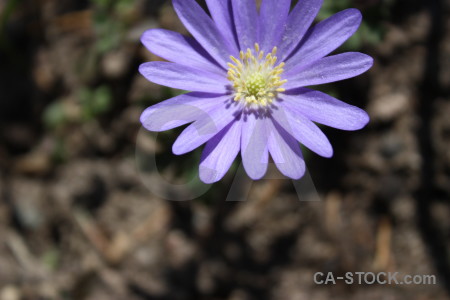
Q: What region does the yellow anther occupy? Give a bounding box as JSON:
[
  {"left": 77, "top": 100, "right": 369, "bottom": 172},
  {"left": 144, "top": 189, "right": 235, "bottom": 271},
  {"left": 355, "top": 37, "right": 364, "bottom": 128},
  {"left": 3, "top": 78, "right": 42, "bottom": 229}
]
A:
[
  {"left": 258, "top": 51, "right": 264, "bottom": 60},
  {"left": 272, "top": 47, "right": 277, "bottom": 56},
  {"left": 254, "top": 43, "right": 260, "bottom": 53},
  {"left": 227, "top": 63, "right": 235, "bottom": 69}
]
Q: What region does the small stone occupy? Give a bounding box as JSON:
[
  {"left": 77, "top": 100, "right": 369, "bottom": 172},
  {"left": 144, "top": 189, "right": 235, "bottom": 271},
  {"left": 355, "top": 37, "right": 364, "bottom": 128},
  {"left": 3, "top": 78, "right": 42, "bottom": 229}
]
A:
[
  {"left": 0, "top": 285, "right": 20, "bottom": 300},
  {"left": 102, "top": 49, "right": 131, "bottom": 79},
  {"left": 369, "top": 93, "right": 409, "bottom": 122},
  {"left": 13, "top": 151, "right": 51, "bottom": 175}
]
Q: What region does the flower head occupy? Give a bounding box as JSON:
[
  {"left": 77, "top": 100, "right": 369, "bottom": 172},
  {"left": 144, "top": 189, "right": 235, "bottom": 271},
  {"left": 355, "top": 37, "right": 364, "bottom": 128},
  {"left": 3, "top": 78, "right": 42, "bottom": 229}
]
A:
[{"left": 139, "top": 0, "right": 373, "bottom": 183}]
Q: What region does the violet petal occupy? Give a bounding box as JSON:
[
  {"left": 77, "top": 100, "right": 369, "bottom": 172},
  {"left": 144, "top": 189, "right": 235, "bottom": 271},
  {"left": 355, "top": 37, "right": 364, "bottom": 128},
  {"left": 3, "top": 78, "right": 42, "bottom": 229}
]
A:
[{"left": 199, "top": 120, "right": 242, "bottom": 183}]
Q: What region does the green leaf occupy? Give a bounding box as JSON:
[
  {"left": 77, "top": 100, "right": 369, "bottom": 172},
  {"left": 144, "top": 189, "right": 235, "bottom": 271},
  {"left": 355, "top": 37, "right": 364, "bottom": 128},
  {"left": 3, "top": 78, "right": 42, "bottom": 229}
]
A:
[{"left": 43, "top": 101, "right": 67, "bottom": 128}]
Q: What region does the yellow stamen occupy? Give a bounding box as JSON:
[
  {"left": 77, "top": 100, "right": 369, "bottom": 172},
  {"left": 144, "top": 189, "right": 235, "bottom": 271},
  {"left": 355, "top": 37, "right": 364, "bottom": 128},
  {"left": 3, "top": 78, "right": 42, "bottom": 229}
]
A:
[{"left": 227, "top": 43, "right": 287, "bottom": 107}]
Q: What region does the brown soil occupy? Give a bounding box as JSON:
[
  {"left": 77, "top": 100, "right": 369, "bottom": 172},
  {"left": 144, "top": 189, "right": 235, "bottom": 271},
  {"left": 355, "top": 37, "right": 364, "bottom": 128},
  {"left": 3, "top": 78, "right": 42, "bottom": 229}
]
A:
[{"left": 0, "top": 0, "right": 449, "bottom": 299}]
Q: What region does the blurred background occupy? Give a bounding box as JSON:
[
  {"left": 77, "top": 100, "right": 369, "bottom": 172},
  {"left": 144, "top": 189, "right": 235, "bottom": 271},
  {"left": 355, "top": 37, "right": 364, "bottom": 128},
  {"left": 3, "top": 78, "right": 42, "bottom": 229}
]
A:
[{"left": 0, "top": 0, "right": 449, "bottom": 299}]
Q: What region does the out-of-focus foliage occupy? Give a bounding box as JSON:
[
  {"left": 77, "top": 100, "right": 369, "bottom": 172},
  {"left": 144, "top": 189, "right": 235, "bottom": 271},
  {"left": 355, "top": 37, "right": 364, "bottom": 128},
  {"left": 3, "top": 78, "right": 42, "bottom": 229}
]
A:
[
  {"left": 92, "top": 0, "right": 135, "bottom": 53},
  {"left": 319, "top": 0, "right": 394, "bottom": 49},
  {"left": 42, "top": 0, "right": 135, "bottom": 131},
  {"left": 78, "top": 85, "right": 112, "bottom": 121},
  {"left": 43, "top": 85, "right": 112, "bottom": 129}
]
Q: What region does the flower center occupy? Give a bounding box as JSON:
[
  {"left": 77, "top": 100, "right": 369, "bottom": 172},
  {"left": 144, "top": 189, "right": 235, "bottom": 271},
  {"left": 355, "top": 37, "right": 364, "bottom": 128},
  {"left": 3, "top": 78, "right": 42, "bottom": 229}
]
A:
[{"left": 227, "top": 43, "right": 287, "bottom": 107}]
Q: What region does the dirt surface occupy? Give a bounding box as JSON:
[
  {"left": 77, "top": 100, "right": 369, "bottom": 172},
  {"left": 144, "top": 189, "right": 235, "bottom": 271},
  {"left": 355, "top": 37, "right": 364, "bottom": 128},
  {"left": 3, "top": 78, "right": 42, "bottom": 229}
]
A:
[{"left": 0, "top": 0, "right": 450, "bottom": 299}]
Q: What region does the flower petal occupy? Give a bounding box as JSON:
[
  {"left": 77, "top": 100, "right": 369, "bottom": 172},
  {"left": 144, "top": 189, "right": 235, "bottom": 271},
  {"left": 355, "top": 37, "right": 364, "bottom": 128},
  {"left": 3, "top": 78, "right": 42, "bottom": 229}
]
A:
[
  {"left": 241, "top": 113, "right": 269, "bottom": 180},
  {"left": 284, "top": 52, "right": 373, "bottom": 89},
  {"left": 278, "top": 0, "right": 323, "bottom": 61},
  {"left": 285, "top": 9, "right": 362, "bottom": 72},
  {"left": 267, "top": 119, "right": 306, "bottom": 179},
  {"left": 281, "top": 88, "right": 370, "bottom": 130},
  {"left": 139, "top": 62, "right": 229, "bottom": 93},
  {"left": 259, "top": 0, "right": 291, "bottom": 52},
  {"left": 272, "top": 104, "right": 333, "bottom": 157},
  {"left": 141, "top": 29, "right": 225, "bottom": 74},
  {"left": 172, "top": 102, "right": 240, "bottom": 155},
  {"left": 231, "top": 0, "right": 259, "bottom": 51},
  {"left": 140, "top": 92, "right": 229, "bottom": 132},
  {"left": 205, "top": 0, "right": 238, "bottom": 50},
  {"left": 199, "top": 120, "right": 242, "bottom": 183},
  {"left": 173, "top": 0, "right": 238, "bottom": 67}
]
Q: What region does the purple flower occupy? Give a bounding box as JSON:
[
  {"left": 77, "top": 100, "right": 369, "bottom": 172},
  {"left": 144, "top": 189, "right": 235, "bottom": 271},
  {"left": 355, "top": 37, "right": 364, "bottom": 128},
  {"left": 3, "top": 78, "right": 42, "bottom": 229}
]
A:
[{"left": 139, "top": 0, "right": 372, "bottom": 183}]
